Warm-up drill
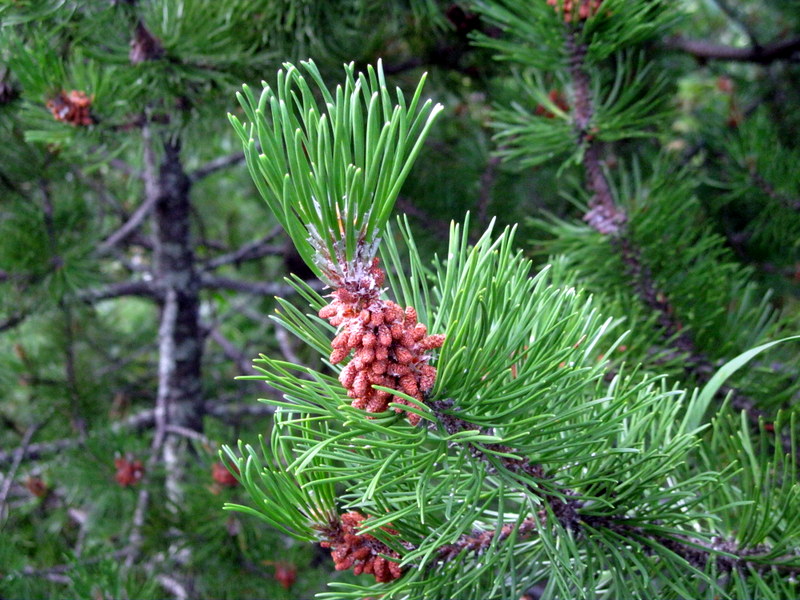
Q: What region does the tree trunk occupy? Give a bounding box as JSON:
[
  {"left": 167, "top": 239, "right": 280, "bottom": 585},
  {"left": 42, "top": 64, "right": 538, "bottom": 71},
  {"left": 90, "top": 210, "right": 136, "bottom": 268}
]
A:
[{"left": 153, "top": 139, "right": 203, "bottom": 505}]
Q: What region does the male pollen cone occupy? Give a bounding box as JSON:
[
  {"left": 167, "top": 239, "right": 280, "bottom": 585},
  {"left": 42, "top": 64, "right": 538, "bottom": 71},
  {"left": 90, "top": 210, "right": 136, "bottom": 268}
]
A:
[{"left": 318, "top": 258, "right": 444, "bottom": 425}]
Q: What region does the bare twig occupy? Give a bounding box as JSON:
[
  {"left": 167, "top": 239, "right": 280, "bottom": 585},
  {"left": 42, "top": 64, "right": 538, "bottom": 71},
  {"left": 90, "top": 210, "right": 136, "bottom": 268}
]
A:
[
  {"left": 97, "top": 194, "right": 159, "bottom": 254},
  {"left": 156, "top": 574, "right": 189, "bottom": 600},
  {"left": 0, "top": 423, "right": 40, "bottom": 524},
  {"left": 206, "top": 401, "right": 275, "bottom": 419},
  {"left": 202, "top": 225, "right": 284, "bottom": 270},
  {"left": 76, "top": 279, "right": 160, "bottom": 303},
  {"left": 109, "top": 158, "right": 143, "bottom": 180},
  {"left": 274, "top": 322, "right": 304, "bottom": 366},
  {"left": 665, "top": 35, "right": 800, "bottom": 64},
  {"left": 164, "top": 424, "right": 215, "bottom": 447},
  {"left": 188, "top": 152, "right": 245, "bottom": 183},
  {"left": 209, "top": 327, "right": 259, "bottom": 377},
  {"left": 124, "top": 288, "right": 177, "bottom": 569},
  {"left": 200, "top": 274, "right": 322, "bottom": 296},
  {"left": 0, "top": 436, "right": 82, "bottom": 466}
]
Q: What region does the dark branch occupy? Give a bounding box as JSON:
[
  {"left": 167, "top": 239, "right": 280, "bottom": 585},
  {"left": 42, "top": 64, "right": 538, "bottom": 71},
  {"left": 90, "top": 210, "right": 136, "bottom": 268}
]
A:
[
  {"left": 202, "top": 226, "right": 284, "bottom": 270},
  {"left": 0, "top": 312, "right": 28, "bottom": 333},
  {"left": 566, "top": 29, "right": 625, "bottom": 235},
  {"left": 76, "top": 280, "right": 160, "bottom": 303},
  {"left": 200, "top": 274, "right": 320, "bottom": 296},
  {"left": 665, "top": 35, "right": 800, "bottom": 64},
  {"left": 97, "top": 193, "right": 159, "bottom": 253},
  {"left": 188, "top": 152, "right": 245, "bottom": 183}
]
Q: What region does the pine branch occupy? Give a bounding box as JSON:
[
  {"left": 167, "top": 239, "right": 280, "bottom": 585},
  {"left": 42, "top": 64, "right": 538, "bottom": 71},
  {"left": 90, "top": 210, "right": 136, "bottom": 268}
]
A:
[
  {"left": 563, "top": 28, "right": 791, "bottom": 456},
  {"left": 428, "top": 399, "right": 800, "bottom": 580},
  {"left": 665, "top": 34, "right": 800, "bottom": 64}
]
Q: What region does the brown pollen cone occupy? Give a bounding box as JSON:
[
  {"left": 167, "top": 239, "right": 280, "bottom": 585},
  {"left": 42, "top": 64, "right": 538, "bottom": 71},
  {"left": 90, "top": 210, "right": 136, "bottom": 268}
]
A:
[
  {"left": 114, "top": 456, "right": 144, "bottom": 487},
  {"left": 46, "top": 90, "right": 94, "bottom": 126},
  {"left": 319, "top": 511, "right": 403, "bottom": 583},
  {"left": 318, "top": 258, "right": 444, "bottom": 425}
]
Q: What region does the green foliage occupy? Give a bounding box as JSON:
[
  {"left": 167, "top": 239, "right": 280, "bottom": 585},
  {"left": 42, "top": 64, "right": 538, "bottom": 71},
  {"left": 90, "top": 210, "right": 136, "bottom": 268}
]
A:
[
  {"left": 226, "top": 213, "right": 800, "bottom": 598},
  {"left": 230, "top": 60, "right": 443, "bottom": 282}
]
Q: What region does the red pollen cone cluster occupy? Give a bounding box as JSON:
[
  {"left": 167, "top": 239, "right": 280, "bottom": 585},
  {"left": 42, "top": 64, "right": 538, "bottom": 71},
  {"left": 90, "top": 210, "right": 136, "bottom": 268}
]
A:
[
  {"left": 114, "top": 456, "right": 144, "bottom": 487},
  {"left": 211, "top": 461, "right": 239, "bottom": 487},
  {"left": 46, "top": 90, "right": 94, "bottom": 126},
  {"left": 546, "top": 0, "right": 603, "bottom": 22},
  {"left": 318, "top": 259, "right": 444, "bottom": 425},
  {"left": 320, "top": 511, "right": 402, "bottom": 583}
]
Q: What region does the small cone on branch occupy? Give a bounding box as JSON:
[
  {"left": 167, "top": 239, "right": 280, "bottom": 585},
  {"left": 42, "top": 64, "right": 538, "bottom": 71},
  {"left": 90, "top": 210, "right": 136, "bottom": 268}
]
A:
[
  {"left": 319, "top": 511, "right": 403, "bottom": 583},
  {"left": 25, "top": 476, "right": 49, "bottom": 498},
  {"left": 212, "top": 461, "right": 239, "bottom": 487},
  {"left": 46, "top": 90, "right": 94, "bottom": 126},
  {"left": 114, "top": 456, "right": 144, "bottom": 487},
  {"left": 273, "top": 562, "right": 297, "bottom": 590}
]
